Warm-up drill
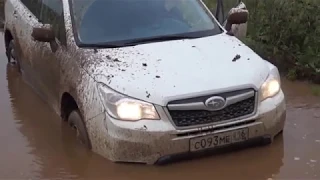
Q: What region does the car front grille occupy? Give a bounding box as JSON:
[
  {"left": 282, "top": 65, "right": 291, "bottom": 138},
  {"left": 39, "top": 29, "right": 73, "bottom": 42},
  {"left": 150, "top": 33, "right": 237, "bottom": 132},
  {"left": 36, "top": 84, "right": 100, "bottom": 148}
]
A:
[{"left": 167, "top": 89, "right": 256, "bottom": 127}]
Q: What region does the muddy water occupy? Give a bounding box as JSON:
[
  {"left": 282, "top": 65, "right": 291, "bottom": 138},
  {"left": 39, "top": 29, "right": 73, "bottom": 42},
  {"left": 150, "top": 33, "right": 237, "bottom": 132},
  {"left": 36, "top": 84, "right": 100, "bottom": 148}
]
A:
[{"left": 0, "top": 34, "right": 319, "bottom": 180}]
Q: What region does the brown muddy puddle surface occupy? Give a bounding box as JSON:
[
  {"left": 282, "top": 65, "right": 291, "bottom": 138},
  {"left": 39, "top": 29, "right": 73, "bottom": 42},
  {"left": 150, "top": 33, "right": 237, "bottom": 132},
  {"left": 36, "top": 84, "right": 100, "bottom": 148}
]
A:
[{"left": 0, "top": 34, "right": 319, "bottom": 180}]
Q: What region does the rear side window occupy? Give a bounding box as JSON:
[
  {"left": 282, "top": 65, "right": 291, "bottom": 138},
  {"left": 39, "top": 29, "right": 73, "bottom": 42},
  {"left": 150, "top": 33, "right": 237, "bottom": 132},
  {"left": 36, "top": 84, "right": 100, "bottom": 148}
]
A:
[{"left": 20, "top": 0, "right": 42, "bottom": 19}]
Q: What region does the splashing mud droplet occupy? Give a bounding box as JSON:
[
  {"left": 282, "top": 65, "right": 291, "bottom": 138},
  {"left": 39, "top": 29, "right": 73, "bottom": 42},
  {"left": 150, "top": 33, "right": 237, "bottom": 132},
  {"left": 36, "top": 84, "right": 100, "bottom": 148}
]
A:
[
  {"left": 146, "top": 91, "right": 151, "bottom": 98},
  {"left": 113, "top": 58, "right": 121, "bottom": 62},
  {"left": 232, "top": 54, "right": 241, "bottom": 62}
]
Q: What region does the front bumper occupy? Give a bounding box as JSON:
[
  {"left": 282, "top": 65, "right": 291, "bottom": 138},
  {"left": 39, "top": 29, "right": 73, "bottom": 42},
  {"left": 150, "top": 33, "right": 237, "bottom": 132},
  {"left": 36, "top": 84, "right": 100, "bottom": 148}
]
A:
[{"left": 87, "top": 90, "right": 286, "bottom": 164}]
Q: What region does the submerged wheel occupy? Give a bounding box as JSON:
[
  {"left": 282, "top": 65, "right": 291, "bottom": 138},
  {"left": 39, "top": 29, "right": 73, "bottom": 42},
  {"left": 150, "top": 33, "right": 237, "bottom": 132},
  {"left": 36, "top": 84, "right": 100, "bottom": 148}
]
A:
[
  {"left": 67, "top": 110, "right": 91, "bottom": 149},
  {"left": 261, "top": 135, "right": 273, "bottom": 146},
  {"left": 7, "top": 39, "right": 21, "bottom": 72}
]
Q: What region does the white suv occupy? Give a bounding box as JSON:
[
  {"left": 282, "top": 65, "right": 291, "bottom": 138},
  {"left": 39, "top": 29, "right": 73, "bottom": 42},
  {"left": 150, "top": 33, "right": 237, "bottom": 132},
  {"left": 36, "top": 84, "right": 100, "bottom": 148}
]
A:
[{"left": 4, "top": 0, "right": 286, "bottom": 164}]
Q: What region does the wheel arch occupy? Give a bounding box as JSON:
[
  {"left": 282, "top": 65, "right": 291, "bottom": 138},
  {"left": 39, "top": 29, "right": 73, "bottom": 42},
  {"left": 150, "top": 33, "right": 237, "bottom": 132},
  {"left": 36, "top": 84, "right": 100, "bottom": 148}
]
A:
[
  {"left": 4, "top": 29, "right": 13, "bottom": 49},
  {"left": 60, "top": 91, "right": 93, "bottom": 149},
  {"left": 60, "top": 92, "right": 79, "bottom": 121}
]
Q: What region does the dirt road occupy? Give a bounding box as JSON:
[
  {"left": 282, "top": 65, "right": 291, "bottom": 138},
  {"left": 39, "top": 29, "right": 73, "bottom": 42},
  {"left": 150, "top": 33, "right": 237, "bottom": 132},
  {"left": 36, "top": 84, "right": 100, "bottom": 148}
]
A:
[{"left": 0, "top": 33, "right": 319, "bottom": 180}]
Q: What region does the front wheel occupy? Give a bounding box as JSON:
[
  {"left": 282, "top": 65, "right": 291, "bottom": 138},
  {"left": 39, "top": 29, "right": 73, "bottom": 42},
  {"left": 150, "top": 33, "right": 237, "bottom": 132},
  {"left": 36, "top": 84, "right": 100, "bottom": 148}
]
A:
[{"left": 67, "top": 110, "right": 92, "bottom": 149}]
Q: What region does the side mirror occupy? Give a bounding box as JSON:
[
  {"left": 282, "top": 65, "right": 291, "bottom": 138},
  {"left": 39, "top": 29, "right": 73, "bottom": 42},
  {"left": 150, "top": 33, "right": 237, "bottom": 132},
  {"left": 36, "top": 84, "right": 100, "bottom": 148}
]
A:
[
  {"left": 31, "top": 27, "right": 55, "bottom": 42},
  {"left": 225, "top": 8, "right": 249, "bottom": 32}
]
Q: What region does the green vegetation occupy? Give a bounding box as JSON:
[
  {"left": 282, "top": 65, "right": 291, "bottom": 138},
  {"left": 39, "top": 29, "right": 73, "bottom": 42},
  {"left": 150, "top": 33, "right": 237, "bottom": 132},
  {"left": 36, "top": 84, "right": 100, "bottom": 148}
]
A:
[
  {"left": 0, "top": 0, "right": 4, "bottom": 27},
  {"left": 205, "top": 0, "right": 320, "bottom": 84},
  {"left": 311, "top": 85, "right": 320, "bottom": 96},
  {"left": 245, "top": 0, "right": 319, "bottom": 84}
]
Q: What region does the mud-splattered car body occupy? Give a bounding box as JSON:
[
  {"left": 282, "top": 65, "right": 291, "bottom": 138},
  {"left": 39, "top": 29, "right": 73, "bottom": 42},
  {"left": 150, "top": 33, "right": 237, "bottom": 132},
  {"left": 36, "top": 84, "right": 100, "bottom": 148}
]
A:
[{"left": 4, "top": 0, "right": 286, "bottom": 164}]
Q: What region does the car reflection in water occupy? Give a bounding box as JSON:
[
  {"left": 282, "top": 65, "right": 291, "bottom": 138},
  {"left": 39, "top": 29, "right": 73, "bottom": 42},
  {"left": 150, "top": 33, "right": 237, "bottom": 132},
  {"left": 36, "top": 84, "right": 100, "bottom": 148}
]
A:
[{"left": 6, "top": 61, "right": 284, "bottom": 179}]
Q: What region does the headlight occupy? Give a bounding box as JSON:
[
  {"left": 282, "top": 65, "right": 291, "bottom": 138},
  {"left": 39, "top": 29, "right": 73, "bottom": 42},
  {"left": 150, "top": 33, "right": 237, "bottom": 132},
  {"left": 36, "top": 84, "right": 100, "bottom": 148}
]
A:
[
  {"left": 98, "top": 84, "right": 160, "bottom": 121},
  {"left": 260, "top": 66, "right": 281, "bottom": 101}
]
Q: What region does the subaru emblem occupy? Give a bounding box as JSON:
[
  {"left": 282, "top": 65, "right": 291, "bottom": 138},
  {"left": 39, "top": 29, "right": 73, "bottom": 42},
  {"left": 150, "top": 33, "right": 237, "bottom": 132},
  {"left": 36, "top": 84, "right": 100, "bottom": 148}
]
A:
[{"left": 205, "top": 96, "right": 226, "bottom": 111}]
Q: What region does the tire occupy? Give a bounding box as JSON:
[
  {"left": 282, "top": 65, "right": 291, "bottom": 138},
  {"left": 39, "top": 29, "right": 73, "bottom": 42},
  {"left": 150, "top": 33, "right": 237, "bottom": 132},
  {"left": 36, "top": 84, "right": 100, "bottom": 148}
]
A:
[
  {"left": 67, "top": 110, "right": 92, "bottom": 149},
  {"left": 261, "top": 135, "right": 273, "bottom": 146},
  {"left": 7, "top": 39, "right": 21, "bottom": 72}
]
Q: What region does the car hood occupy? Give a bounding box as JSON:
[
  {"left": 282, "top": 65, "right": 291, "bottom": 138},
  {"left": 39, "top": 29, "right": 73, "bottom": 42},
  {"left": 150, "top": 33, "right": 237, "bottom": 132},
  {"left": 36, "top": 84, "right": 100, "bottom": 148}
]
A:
[{"left": 86, "top": 33, "right": 270, "bottom": 106}]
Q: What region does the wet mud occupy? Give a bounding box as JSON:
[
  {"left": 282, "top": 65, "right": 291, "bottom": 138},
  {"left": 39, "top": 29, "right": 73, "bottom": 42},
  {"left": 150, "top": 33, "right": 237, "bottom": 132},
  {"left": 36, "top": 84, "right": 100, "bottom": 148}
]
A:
[{"left": 0, "top": 34, "right": 319, "bottom": 180}]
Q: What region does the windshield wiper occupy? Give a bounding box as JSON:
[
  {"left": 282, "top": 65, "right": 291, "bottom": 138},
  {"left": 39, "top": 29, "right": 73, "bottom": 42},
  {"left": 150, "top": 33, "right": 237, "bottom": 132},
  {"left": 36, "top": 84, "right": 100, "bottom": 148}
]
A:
[
  {"left": 79, "top": 35, "right": 200, "bottom": 48},
  {"left": 78, "top": 41, "right": 136, "bottom": 48},
  {"left": 124, "top": 35, "right": 200, "bottom": 45},
  {"left": 84, "top": 43, "right": 131, "bottom": 48}
]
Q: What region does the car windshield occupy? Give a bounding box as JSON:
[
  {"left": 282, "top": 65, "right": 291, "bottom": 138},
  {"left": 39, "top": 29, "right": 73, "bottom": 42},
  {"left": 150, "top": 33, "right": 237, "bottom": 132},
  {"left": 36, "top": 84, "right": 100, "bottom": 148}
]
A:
[{"left": 70, "top": 0, "right": 223, "bottom": 47}]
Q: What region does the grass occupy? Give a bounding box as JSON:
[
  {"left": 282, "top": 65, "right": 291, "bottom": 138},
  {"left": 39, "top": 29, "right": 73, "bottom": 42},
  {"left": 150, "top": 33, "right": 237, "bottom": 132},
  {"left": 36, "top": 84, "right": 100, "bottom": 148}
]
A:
[
  {"left": 311, "top": 85, "right": 320, "bottom": 96},
  {"left": 0, "top": 0, "right": 4, "bottom": 27}
]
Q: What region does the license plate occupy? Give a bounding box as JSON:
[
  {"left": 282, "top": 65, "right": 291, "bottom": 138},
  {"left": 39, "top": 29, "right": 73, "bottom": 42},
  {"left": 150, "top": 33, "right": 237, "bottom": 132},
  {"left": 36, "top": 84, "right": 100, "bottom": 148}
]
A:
[{"left": 190, "top": 128, "right": 249, "bottom": 152}]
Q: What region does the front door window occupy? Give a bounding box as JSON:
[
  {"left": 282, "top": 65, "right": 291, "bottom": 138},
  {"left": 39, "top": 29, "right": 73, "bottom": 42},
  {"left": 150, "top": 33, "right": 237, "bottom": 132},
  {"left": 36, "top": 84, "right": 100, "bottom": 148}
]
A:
[{"left": 40, "top": 0, "right": 67, "bottom": 45}]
